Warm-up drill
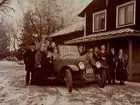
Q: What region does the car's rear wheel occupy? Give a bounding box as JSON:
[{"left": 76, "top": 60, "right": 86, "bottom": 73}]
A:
[
  {"left": 64, "top": 68, "right": 73, "bottom": 93},
  {"left": 98, "top": 70, "right": 106, "bottom": 88}
]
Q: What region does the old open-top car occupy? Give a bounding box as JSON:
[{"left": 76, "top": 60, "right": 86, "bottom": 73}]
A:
[{"left": 48, "top": 45, "right": 107, "bottom": 92}]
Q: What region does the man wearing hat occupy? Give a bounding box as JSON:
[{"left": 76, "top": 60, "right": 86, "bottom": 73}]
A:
[{"left": 23, "top": 42, "right": 36, "bottom": 85}]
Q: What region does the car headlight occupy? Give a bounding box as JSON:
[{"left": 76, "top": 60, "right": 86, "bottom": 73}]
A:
[
  {"left": 78, "top": 62, "right": 85, "bottom": 70},
  {"left": 96, "top": 61, "right": 101, "bottom": 68}
]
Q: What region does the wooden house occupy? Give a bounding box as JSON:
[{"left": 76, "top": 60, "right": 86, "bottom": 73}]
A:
[{"left": 65, "top": 0, "right": 140, "bottom": 81}]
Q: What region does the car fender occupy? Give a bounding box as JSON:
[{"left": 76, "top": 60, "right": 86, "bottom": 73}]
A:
[
  {"left": 67, "top": 65, "right": 79, "bottom": 71},
  {"left": 61, "top": 65, "right": 79, "bottom": 72}
]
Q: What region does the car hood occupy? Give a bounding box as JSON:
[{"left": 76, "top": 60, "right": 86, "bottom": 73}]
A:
[
  {"left": 59, "top": 54, "right": 96, "bottom": 66},
  {"left": 53, "top": 54, "right": 95, "bottom": 71}
]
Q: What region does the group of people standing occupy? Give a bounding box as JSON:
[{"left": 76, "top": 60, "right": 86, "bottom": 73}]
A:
[
  {"left": 90, "top": 45, "right": 128, "bottom": 85},
  {"left": 23, "top": 40, "right": 128, "bottom": 86},
  {"left": 23, "top": 40, "right": 59, "bottom": 86}
]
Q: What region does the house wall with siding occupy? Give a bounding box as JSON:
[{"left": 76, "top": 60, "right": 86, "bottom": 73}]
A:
[{"left": 85, "top": 0, "right": 140, "bottom": 35}]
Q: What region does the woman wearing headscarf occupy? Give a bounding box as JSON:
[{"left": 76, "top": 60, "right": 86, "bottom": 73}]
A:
[{"left": 116, "top": 49, "right": 128, "bottom": 85}]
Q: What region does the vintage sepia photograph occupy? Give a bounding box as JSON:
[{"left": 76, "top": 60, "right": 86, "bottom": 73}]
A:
[{"left": 0, "top": 0, "right": 140, "bottom": 105}]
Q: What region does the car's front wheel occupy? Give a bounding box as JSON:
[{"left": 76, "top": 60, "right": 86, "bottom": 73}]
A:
[
  {"left": 64, "top": 68, "right": 73, "bottom": 92},
  {"left": 98, "top": 70, "right": 106, "bottom": 88}
]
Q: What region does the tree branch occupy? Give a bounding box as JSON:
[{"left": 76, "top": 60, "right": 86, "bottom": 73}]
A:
[
  {"left": 29, "top": 13, "right": 40, "bottom": 39},
  {"left": 0, "top": 0, "right": 9, "bottom": 7}
]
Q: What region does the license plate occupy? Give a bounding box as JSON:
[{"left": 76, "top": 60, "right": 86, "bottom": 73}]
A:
[{"left": 86, "top": 69, "right": 93, "bottom": 74}]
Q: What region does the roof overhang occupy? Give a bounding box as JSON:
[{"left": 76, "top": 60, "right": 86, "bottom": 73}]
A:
[{"left": 65, "top": 28, "right": 140, "bottom": 44}]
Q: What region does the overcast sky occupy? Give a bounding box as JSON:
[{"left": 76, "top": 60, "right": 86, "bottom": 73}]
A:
[{"left": 7, "top": 0, "right": 92, "bottom": 25}]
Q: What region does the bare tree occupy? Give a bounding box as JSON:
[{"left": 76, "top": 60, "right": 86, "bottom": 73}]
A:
[
  {"left": 57, "top": 0, "right": 91, "bottom": 26},
  {"left": 5, "top": 22, "right": 20, "bottom": 51},
  {"left": 0, "top": 0, "right": 15, "bottom": 15},
  {"left": 30, "top": 0, "right": 64, "bottom": 36},
  {"left": 20, "top": 0, "right": 64, "bottom": 46},
  {"left": 0, "top": 0, "right": 9, "bottom": 7}
]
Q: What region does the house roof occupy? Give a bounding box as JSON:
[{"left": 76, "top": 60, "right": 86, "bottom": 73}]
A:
[
  {"left": 65, "top": 28, "right": 140, "bottom": 44},
  {"left": 78, "top": 0, "right": 94, "bottom": 17},
  {"left": 49, "top": 20, "right": 84, "bottom": 38}
]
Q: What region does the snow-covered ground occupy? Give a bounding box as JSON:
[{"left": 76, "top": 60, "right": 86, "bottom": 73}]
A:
[{"left": 0, "top": 61, "right": 140, "bottom": 105}]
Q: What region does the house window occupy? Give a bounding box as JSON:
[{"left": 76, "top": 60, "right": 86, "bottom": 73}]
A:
[
  {"left": 93, "top": 10, "right": 107, "bottom": 32},
  {"left": 117, "top": 0, "right": 136, "bottom": 28}
]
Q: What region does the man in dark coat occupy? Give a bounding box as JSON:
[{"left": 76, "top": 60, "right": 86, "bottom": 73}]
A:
[
  {"left": 23, "top": 42, "right": 36, "bottom": 85},
  {"left": 108, "top": 48, "right": 116, "bottom": 84},
  {"left": 78, "top": 46, "right": 86, "bottom": 56}
]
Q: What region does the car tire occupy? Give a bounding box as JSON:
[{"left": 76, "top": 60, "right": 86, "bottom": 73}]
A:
[
  {"left": 98, "top": 70, "right": 106, "bottom": 88},
  {"left": 65, "top": 68, "right": 73, "bottom": 93}
]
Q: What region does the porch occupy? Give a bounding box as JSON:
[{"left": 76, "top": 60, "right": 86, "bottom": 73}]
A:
[{"left": 65, "top": 28, "right": 140, "bottom": 82}]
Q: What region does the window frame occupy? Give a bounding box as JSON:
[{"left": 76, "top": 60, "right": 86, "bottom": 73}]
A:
[
  {"left": 116, "top": 0, "right": 136, "bottom": 28},
  {"left": 92, "top": 10, "right": 107, "bottom": 33}
]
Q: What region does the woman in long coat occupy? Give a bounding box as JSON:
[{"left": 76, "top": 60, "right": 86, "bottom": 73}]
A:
[
  {"left": 34, "top": 45, "right": 43, "bottom": 85},
  {"left": 116, "top": 49, "right": 128, "bottom": 85},
  {"left": 41, "top": 49, "right": 54, "bottom": 78}
]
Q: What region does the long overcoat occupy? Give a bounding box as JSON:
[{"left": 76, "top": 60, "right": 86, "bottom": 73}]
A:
[
  {"left": 108, "top": 52, "right": 116, "bottom": 71},
  {"left": 23, "top": 49, "right": 36, "bottom": 72},
  {"left": 116, "top": 55, "right": 128, "bottom": 81},
  {"left": 34, "top": 50, "right": 44, "bottom": 85}
]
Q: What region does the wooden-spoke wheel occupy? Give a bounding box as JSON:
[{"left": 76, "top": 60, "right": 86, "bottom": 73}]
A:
[{"left": 65, "top": 68, "right": 73, "bottom": 93}]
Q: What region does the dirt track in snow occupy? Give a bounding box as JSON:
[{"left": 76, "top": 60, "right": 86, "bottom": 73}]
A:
[{"left": 0, "top": 61, "right": 140, "bottom": 105}]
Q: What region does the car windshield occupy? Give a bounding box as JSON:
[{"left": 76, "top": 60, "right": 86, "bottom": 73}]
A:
[{"left": 58, "top": 45, "right": 80, "bottom": 59}]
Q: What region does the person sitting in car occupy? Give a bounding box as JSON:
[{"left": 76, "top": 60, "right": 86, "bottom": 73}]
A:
[
  {"left": 47, "top": 41, "right": 57, "bottom": 53},
  {"left": 53, "top": 47, "right": 60, "bottom": 59},
  {"left": 82, "top": 48, "right": 96, "bottom": 66},
  {"left": 78, "top": 46, "right": 86, "bottom": 56},
  {"left": 93, "top": 46, "right": 100, "bottom": 62}
]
